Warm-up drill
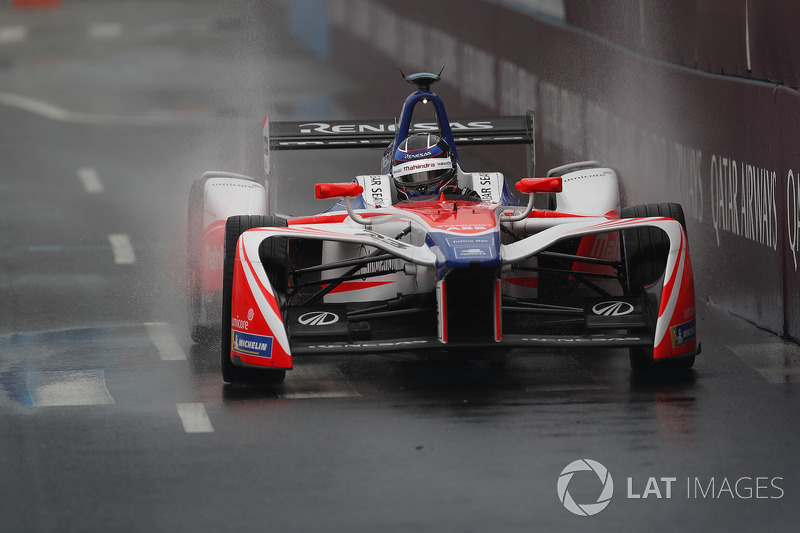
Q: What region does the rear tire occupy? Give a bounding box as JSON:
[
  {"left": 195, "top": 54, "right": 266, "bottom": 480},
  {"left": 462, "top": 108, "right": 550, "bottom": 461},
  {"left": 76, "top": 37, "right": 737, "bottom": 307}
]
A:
[
  {"left": 221, "top": 215, "right": 288, "bottom": 384},
  {"left": 621, "top": 203, "right": 695, "bottom": 372},
  {"left": 187, "top": 178, "right": 214, "bottom": 343}
]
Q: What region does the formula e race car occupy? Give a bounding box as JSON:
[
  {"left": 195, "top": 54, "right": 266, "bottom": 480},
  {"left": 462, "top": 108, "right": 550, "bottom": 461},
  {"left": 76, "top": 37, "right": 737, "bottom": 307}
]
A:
[{"left": 187, "top": 71, "right": 699, "bottom": 384}]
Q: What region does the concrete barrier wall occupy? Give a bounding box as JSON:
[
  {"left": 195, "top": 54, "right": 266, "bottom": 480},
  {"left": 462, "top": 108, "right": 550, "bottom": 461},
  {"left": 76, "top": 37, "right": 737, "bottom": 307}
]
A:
[{"left": 287, "top": 0, "right": 800, "bottom": 341}]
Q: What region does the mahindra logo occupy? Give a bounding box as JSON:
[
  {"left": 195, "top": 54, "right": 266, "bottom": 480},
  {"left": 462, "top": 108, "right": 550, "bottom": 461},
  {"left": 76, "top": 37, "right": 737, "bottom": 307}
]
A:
[
  {"left": 592, "top": 301, "right": 634, "bottom": 316},
  {"left": 406, "top": 162, "right": 436, "bottom": 171},
  {"left": 298, "top": 311, "right": 340, "bottom": 326}
]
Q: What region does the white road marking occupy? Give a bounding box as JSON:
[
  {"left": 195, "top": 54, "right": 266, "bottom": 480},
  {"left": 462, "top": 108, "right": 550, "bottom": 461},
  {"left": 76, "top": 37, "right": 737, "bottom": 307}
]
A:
[
  {"left": 280, "top": 391, "right": 361, "bottom": 399},
  {"left": 27, "top": 370, "right": 115, "bottom": 407},
  {"left": 108, "top": 233, "right": 135, "bottom": 264},
  {"left": 0, "top": 26, "right": 28, "bottom": 44},
  {"left": 145, "top": 322, "right": 186, "bottom": 361},
  {"left": 729, "top": 342, "right": 800, "bottom": 384},
  {"left": 78, "top": 167, "right": 104, "bottom": 193},
  {"left": 88, "top": 22, "right": 123, "bottom": 40},
  {"left": 176, "top": 403, "right": 214, "bottom": 433},
  {"left": 0, "top": 92, "right": 73, "bottom": 121},
  {"left": 0, "top": 91, "right": 204, "bottom": 126}
]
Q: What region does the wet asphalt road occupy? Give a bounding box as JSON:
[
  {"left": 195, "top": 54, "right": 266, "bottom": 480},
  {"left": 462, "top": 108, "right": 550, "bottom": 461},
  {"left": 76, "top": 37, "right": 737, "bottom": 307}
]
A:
[{"left": 1, "top": 1, "right": 800, "bottom": 531}]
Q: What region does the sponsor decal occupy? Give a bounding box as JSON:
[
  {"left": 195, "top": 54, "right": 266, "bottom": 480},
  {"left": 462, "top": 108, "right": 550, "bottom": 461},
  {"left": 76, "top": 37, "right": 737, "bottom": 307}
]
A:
[
  {"left": 393, "top": 158, "right": 452, "bottom": 178},
  {"left": 368, "top": 175, "right": 388, "bottom": 207},
  {"left": 670, "top": 319, "right": 696, "bottom": 347},
  {"left": 439, "top": 224, "right": 492, "bottom": 232},
  {"left": 592, "top": 301, "right": 635, "bottom": 317},
  {"left": 231, "top": 317, "right": 249, "bottom": 331},
  {"left": 522, "top": 337, "right": 641, "bottom": 343},
  {"left": 587, "top": 233, "right": 620, "bottom": 261},
  {"left": 208, "top": 182, "right": 262, "bottom": 190},
  {"left": 442, "top": 235, "right": 498, "bottom": 259},
  {"left": 562, "top": 171, "right": 613, "bottom": 182},
  {"left": 445, "top": 237, "right": 494, "bottom": 245},
  {"left": 297, "top": 121, "right": 494, "bottom": 135},
  {"left": 356, "top": 244, "right": 397, "bottom": 279},
  {"left": 203, "top": 244, "right": 223, "bottom": 272},
  {"left": 401, "top": 150, "right": 433, "bottom": 160},
  {"left": 355, "top": 230, "right": 410, "bottom": 249},
  {"left": 454, "top": 246, "right": 492, "bottom": 258},
  {"left": 476, "top": 173, "right": 497, "bottom": 201},
  {"left": 558, "top": 459, "right": 614, "bottom": 517},
  {"left": 232, "top": 329, "right": 273, "bottom": 359},
  {"left": 307, "top": 340, "right": 428, "bottom": 349},
  {"left": 298, "top": 311, "right": 340, "bottom": 326},
  {"left": 788, "top": 169, "right": 800, "bottom": 271},
  {"left": 299, "top": 122, "right": 396, "bottom": 134},
  {"left": 709, "top": 154, "right": 779, "bottom": 249},
  {"left": 449, "top": 238, "right": 481, "bottom": 244},
  {"left": 449, "top": 121, "right": 493, "bottom": 131}
]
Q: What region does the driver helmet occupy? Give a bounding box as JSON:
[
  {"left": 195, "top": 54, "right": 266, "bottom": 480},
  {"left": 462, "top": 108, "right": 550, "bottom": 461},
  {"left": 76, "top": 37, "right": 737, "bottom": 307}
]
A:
[{"left": 391, "top": 133, "right": 456, "bottom": 197}]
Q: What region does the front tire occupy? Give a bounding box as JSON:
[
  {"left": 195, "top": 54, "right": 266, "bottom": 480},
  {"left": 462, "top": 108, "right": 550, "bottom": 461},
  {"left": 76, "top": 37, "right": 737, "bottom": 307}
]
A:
[
  {"left": 621, "top": 203, "right": 695, "bottom": 372},
  {"left": 221, "top": 215, "right": 288, "bottom": 384}
]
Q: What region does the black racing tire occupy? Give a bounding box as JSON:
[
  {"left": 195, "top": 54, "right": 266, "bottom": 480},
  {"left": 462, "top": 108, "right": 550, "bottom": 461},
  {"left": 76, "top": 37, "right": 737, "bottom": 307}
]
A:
[
  {"left": 221, "top": 215, "right": 288, "bottom": 384},
  {"left": 620, "top": 202, "right": 686, "bottom": 290},
  {"left": 187, "top": 177, "right": 215, "bottom": 344},
  {"left": 621, "top": 203, "right": 695, "bottom": 372},
  {"left": 629, "top": 350, "right": 695, "bottom": 372}
]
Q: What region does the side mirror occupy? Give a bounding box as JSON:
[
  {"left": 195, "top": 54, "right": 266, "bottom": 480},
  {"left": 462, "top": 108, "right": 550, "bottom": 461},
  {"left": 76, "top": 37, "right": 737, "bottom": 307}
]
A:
[
  {"left": 514, "top": 177, "right": 562, "bottom": 194},
  {"left": 314, "top": 182, "right": 364, "bottom": 199},
  {"left": 503, "top": 177, "right": 562, "bottom": 222}
]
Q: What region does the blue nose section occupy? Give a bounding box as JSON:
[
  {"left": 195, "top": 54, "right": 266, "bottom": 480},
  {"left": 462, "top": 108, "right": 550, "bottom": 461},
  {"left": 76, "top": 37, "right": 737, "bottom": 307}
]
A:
[{"left": 427, "top": 232, "right": 500, "bottom": 273}]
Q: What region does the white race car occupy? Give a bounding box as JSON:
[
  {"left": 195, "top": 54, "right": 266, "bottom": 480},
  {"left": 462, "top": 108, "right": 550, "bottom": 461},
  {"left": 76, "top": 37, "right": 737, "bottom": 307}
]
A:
[{"left": 187, "top": 71, "right": 699, "bottom": 384}]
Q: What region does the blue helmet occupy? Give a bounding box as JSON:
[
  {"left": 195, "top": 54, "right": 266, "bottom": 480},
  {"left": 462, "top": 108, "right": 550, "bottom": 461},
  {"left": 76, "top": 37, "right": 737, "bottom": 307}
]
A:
[{"left": 391, "top": 133, "right": 456, "bottom": 197}]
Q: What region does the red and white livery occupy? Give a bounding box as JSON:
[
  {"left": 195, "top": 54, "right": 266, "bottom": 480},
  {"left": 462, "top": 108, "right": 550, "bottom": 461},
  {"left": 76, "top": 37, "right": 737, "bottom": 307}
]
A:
[{"left": 187, "top": 71, "right": 699, "bottom": 383}]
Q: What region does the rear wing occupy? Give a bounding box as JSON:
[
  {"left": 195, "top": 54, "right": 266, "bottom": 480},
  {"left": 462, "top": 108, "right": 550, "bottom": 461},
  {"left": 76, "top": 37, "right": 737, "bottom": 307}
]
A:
[{"left": 263, "top": 111, "right": 536, "bottom": 176}]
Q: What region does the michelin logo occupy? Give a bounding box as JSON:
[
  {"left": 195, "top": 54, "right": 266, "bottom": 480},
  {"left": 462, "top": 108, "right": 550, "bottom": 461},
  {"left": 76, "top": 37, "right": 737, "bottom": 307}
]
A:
[
  {"left": 670, "top": 319, "right": 696, "bottom": 347},
  {"left": 232, "top": 330, "right": 273, "bottom": 359}
]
